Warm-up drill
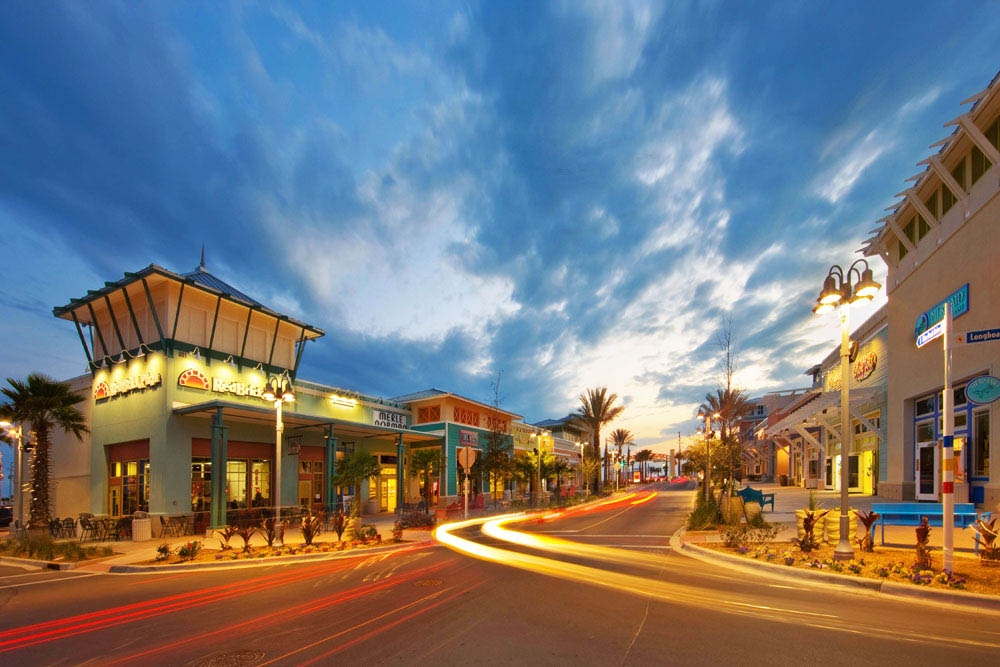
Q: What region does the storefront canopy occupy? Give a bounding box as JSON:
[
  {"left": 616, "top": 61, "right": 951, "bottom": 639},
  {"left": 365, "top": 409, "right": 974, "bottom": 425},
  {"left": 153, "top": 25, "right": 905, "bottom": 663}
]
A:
[
  {"left": 762, "top": 387, "right": 881, "bottom": 440},
  {"left": 173, "top": 399, "right": 442, "bottom": 444}
]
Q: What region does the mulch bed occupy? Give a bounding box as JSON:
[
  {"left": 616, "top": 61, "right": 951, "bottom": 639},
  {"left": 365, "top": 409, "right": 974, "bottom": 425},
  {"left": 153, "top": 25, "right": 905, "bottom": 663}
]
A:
[
  {"left": 141, "top": 538, "right": 406, "bottom": 565},
  {"left": 703, "top": 542, "right": 1000, "bottom": 596}
]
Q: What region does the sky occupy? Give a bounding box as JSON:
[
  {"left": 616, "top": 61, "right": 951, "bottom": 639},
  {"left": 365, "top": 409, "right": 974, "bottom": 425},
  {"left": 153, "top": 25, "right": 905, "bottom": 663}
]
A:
[{"left": 1, "top": 1, "right": 999, "bottom": 485}]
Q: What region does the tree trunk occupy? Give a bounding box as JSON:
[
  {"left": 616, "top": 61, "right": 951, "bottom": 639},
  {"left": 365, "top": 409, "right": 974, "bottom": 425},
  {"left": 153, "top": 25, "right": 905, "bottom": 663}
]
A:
[{"left": 29, "top": 425, "right": 50, "bottom": 530}]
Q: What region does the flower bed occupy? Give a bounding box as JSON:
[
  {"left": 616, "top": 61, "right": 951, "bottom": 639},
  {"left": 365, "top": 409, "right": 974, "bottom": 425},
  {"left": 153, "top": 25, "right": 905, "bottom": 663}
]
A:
[
  {"left": 0, "top": 535, "right": 115, "bottom": 563},
  {"left": 703, "top": 542, "right": 1000, "bottom": 596},
  {"left": 139, "top": 537, "right": 404, "bottom": 565}
]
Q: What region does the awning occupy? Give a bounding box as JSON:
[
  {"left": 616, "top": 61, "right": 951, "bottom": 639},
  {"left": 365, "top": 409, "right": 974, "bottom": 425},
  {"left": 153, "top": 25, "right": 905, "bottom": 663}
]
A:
[
  {"left": 762, "top": 387, "right": 880, "bottom": 439},
  {"left": 172, "top": 399, "right": 442, "bottom": 444}
]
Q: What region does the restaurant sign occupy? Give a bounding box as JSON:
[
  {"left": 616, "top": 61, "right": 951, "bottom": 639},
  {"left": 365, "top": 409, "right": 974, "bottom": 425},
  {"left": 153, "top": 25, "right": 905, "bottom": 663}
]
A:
[
  {"left": 94, "top": 371, "right": 162, "bottom": 401},
  {"left": 373, "top": 409, "right": 406, "bottom": 429},
  {"left": 459, "top": 430, "right": 479, "bottom": 447},
  {"left": 852, "top": 352, "right": 878, "bottom": 382},
  {"left": 914, "top": 283, "right": 969, "bottom": 339},
  {"left": 967, "top": 375, "right": 1000, "bottom": 405},
  {"left": 177, "top": 368, "right": 266, "bottom": 400}
]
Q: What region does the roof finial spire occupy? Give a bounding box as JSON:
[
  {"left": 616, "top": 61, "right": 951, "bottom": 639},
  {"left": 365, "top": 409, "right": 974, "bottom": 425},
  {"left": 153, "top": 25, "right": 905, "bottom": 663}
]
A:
[{"left": 199, "top": 244, "right": 206, "bottom": 271}]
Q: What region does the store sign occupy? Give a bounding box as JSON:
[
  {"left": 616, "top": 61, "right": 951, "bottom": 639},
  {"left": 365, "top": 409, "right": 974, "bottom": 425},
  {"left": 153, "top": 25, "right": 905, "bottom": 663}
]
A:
[
  {"left": 916, "top": 320, "right": 944, "bottom": 348},
  {"left": 177, "top": 368, "right": 266, "bottom": 399},
  {"left": 459, "top": 430, "right": 478, "bottom": 446},
  {"left": 914, "top": 283, "right": 969, "bottom": 339},
  {"left": 373, "top": 409, "right": 406, "bottom": 429},
  {"left": 852, "top": 352, "right": 877, "bottom": 382},
  {"left": 93, "top": 371, "right": 162, "bottom": 401},
  {"left": 967, "top": 375, "right": 1000, "bottom": 405}
]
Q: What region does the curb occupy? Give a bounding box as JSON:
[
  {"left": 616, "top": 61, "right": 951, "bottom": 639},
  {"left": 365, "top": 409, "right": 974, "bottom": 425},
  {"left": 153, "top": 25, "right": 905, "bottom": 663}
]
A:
[
  {"left": 1, "top": 555, "right": 78, "bottom": 571},
  {"left": 108, "top": 539, "right": 433, "bottom": 574},
  {"left": 670, "top": 527, "right": 1000, "bottom": 612}
]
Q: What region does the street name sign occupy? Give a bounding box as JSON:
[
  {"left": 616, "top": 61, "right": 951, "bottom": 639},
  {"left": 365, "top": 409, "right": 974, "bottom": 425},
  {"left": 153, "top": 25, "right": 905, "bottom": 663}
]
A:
[
  {"left": 955, "top": 327, "right": 1000, "bottom": 345},
  {"left": 916, "top": 320, "right": 944, "bottom": 348}
]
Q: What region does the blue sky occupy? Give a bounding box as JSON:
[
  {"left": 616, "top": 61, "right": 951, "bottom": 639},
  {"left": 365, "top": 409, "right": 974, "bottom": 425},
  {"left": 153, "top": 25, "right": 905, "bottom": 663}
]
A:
[{"left": 1, "top": 1, "right": 998, "bottom": 483}]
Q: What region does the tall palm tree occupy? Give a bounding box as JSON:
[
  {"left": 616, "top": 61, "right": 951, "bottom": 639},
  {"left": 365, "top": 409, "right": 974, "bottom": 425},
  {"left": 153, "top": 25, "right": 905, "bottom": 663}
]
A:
[
  {"left": 408, "top": 447, "right": 442, "bottom": 514},
  {"left": 549, "top": 458, "right": 571, "bottom": 499},
  {"left": 0, "top": 374, "right": 88, "bottom": 531},
  {"left": 333, "top": 450, "right": 381, "bottom": 517},
  {"left": 610, "top": 428, "right": 634, "bottom": 486},
  {"left": 572, "top": 387, "right": 625, "bottom": 493},
  {"left": 700, "top": 387, "right": 754, "bottom": 487}
]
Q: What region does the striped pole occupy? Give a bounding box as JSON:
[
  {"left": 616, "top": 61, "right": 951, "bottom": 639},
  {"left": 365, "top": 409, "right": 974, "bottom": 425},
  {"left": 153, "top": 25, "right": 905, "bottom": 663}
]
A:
[{"left": 942, "top": 302, "right": 954, "bottom": 573}]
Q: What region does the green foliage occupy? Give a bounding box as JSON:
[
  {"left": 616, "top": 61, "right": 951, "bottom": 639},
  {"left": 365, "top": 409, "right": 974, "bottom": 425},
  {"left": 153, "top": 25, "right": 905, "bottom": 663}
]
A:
[
  {"left": 0, "top": 534, "right": 107, "bottom": 562},
  {"left": 0, "top": 374, "right": 89, "bottom": 529},
  {"left": 177, "top": 541, "right": 202, "bottom": 560},
  {"left": 359, "top": 523, "right": 379, "bottom": 542},
  {"left": 686, "top": 493, "right": 721, "bottom": 530},
  {"left": 392, "top": 521, "right": 404, "bottom": 542},
  {"left": 572, "top": 387, "right": 625, "bottom": 492},
  {"left": 333, "top": 450, "right": 381, "bottom": 517},
  {"left": 156, "top": 543, "right": 172, "bottom": 561},
  {"left": 409, "top": 447, "right": 443, "bottom": 512}
]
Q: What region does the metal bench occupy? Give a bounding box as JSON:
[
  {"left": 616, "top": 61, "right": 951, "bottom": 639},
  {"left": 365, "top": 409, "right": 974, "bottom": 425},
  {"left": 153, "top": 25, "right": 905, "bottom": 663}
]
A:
[
  {"left": 736, "top": 486, "right": 775, "bottom": 512},
  {"left": 870, "top": 502, "right": 990, "bottom": 552}
]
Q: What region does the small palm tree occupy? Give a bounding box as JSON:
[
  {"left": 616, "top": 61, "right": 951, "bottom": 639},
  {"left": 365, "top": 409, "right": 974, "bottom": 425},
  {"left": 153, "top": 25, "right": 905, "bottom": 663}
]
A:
[
  {"left": 572, "top": 387, "right": 625, "bottom": 493},
  {"left": 408, "top": 447, "right": 442, "bottom": 514},
  {"left": 333, "top": 450, "right": 381, "bottom": 517},
  {"left": 634, "top": 449, "right": 654, "bottom": 483},
  {"left": 610, "top": 428, "right": 634, "bottom": 486},
  {"left": 549, "top": 458, "right": 571, "bottom": 499},
  {"left": 1, "top": 374, "right": 88, "bottom": 531}
]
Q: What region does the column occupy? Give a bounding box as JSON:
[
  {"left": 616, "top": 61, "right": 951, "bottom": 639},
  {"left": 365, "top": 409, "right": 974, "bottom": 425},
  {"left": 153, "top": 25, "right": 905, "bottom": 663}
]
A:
[
  {"left": 210, "top": 407, "right": 228, "bottom": 529},
  {"left": 325, "top": 425, "right": 337, "bottom": 513},
  {"left": 395, "top": 433, "right": 404, "bottom": 518}
]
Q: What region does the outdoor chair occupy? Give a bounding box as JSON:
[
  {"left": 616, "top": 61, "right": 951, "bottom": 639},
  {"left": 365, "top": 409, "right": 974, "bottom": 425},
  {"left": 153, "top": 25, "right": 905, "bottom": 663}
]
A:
[
  {"left": 115, "top": 517, "right": 132, "bottom": 541},
  {"left": 79, "top": 514, "right": 96, "bottom": 542},
  {"left": 62, "top": 517, "right": 76, "bottom": 539},
  {"left": 49, "top": 518, "right": 62, "bottom": 538},
  {"left": 159, "top": 515, "right": 177, "bottom": 537}
]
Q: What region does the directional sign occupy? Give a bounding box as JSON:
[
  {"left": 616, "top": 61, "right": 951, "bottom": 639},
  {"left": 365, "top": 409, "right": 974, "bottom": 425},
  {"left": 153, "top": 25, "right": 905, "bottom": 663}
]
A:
[
  {"left": 458, "top": 446, "right": 477, "bottom": 470},
  {"left": 955, "top": 327, "right": 1000, "bottom": 345},
  {"left": 967, "top": 375, "right": 1000, "bottom": 405},
  {"left": 916, "top": 320, "right": 944, "bottom": 348}
]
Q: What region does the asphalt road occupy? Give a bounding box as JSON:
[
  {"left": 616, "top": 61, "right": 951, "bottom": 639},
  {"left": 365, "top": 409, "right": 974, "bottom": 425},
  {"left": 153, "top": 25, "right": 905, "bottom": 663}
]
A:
[{"left": 1, "top": 482, "right": 998, "bottom": 665}]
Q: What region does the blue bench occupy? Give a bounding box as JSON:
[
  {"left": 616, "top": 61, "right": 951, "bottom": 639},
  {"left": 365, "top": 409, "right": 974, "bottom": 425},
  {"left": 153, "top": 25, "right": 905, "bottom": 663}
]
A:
[
  {"left": 870, "top": 502, "right": 991, "bottom": 552},
  {"left": 737, "top": 486, "right": 775, "bottom": 512}
]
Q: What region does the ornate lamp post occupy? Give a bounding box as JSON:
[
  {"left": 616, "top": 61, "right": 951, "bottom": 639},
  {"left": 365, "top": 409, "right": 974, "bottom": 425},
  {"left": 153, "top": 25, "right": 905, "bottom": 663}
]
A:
[
  {"left": 697, "top": 411, "right": 720, "bottom": 501},
  {"left": 0, "top": 422, "right": 23, "bottom": 531},
  {"left": 262, "top": 374, "right": 295, "bottom": 520},
  {"left": 812, "top": 259, "right": 881, "bottom": 560}
]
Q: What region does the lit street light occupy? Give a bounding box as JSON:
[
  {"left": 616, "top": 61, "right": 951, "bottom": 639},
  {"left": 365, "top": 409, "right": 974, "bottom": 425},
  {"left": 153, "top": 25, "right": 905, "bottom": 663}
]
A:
[
  {"left": 262, "top": 374, "right": 295, "bottom": 521},
  {"left": 812, "top": 259, "right": 881, "bottom": 560},
  {"left": 697, "top": 411, "right": 720, "bottom": 501}
]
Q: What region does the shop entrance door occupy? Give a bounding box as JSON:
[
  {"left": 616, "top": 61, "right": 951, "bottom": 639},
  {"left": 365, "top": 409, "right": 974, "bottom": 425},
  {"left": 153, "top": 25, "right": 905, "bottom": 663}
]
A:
[
  {"left": 916, "top": 443, "right": 938, "bottom": 501},
  {"left": 298, "top": 480, "right": 312, "bottom": 508},
  {"left": 378, "top": 471, "right": 397, "bottom": 513}
]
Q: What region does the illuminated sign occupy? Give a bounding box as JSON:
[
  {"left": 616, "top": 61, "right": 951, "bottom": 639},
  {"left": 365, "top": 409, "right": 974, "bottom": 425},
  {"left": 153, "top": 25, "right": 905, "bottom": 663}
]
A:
[
  {"left": 914, "top": 283, "right": 968, "bottom": 339},
  {"left": 852, "top": 352, "right": 878, "bottom": 382},
  {"left": 373, "top": 409, "right": 406, "bottom": 429},
  {"left": 916, "top": 320, "right": 944, "bottom": 348},
  {"left": 177, "top": 369, "right": 266, "bottom": 399},
  {"left": 93, "top": 371, "right": 162, "bottom": 400},
  {"left": 329, "top": 393, "right": 358, "bottom": 407},
  {"left": 459, "top": 430, "right": 478, "bottom": 446}
]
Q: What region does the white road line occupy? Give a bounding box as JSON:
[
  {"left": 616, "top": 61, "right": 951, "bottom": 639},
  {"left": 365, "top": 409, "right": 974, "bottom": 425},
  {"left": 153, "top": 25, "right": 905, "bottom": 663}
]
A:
[
  {"left": 0, "top": 571, "right": 100, "bottom": 590},
  {"left": 0, "top": 570, "right": 51, "bottom": 581}
]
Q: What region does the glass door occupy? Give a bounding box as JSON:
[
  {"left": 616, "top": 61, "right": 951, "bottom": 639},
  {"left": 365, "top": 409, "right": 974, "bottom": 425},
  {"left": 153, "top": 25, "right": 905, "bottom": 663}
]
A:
[{"left": 916, "top": 443, "right": 938, "bottom": 500}]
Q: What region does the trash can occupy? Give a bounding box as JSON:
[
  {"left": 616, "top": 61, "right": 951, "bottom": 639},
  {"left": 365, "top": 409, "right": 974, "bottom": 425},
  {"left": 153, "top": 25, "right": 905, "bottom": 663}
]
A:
[
  {"left": 132, "top": 511, "right": 152, "bottom": 542},
  {"left": 778, "top": 474, "right": 789, "bottom": 487}
]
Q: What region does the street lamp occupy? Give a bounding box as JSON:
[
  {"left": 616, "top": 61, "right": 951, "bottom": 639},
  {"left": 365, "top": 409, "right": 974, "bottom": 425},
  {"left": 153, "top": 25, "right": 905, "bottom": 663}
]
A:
[
  {"left": 1, "top": 422, "right": 24, "bottom": 531},
  {"left": 262, "top": 374, "right": 295, "bottom": 520},
  {"left": 697, "top": 411, "right": 720, "bottom": 501},
  {"left": 812, "top": 259, "right": 881, "bottom": 561}
]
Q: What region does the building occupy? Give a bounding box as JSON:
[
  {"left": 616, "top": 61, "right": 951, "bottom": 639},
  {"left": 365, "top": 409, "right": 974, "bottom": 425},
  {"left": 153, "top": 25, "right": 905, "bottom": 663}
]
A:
[
  {"left": 761, "top": 308, "right": 887, "bottom": 495},
  {"left": 863, "top": 72, "right": 1000, "bottom": 506},
  {"left": 44, "top": 258, "right": 544, "bottom": 532},
  {"left": 739, "top": 388, "right": 811, "bottom": 482}
]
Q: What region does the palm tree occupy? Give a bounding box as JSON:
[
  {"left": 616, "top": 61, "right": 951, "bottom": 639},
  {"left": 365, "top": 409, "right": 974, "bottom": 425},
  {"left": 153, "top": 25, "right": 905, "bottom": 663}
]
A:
[
  {"left": 610, "top": 428, "right": 634, "bottom": 487},
  {"left": 700, "top": 387, "right": 754, "bottom": 488},
  {"left": 578, "top": 457, "right": 600, "bottom": 497},
  {"left": 634, "top": 449, "right": 654, "bottom": 483},
  {"left": 513, "top": 451, "right": 537, "bottom": 502},
  {"left": 572, "top": 387, "right": 625, "bottom": 493},
  {"left": 408, "top": 447, "right": 442, "bottom": 513},
  {"left": 549, "top": 458, "right": 571, "bottom": 500},
  {"left": 333, "top": 449, "right": 381, "bottom": 517},
  {"left": 0, "top": 374, "right": 88, "bottom": 531}
]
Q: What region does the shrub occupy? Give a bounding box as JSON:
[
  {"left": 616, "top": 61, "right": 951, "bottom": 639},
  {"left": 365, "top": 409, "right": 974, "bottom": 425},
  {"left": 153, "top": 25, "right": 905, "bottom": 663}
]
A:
[
  {"left": 260, "top": 517, "right": 288, "bottom": 547},
  {"left": 392, "top": 521, "right": 404, "bottom": 543},
  {"left": 155, "top": 543, "right": 172, "bottom": 561},
  {"left": 178, "top": 541, "right": 202, "bottom": 561},
  {"left": 686, "top": 493, "right": 721, "bottom": 530},
  {"left": 792, "top": 510, "right": 829, "bottom": 553},
  {"left": 853, "top": 510, "right": 880, "bottom": 553},
  {"left": 915, "top": 517, "right": 932, "bottom": 569},
  {"left": 973, "top": 516, "right": 1000, "bottom": 562},
  {"left": 330, "top": 509, "right": 347, "bottom": 542},
  {"left": 234, "top": 525, "right": 258, "bottom": 554},
  {"left": 358, "top": 524, "right": 378, "bottom": 543},
  {"left": 216, "top": 525, "right": 239, "bottom": 550},
  {"left": 301, "top": 510, "right": 322, "bottom": 546}
]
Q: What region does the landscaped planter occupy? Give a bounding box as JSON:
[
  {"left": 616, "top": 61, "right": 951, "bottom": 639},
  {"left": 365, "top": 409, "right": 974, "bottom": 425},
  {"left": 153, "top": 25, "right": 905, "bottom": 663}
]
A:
[
  {"left": 719, "top": 495, "right": 745, "bottom": 524},
  {"left": 796, "top": 509, "right": 827, "bottom": 543},
  {"left": 824, "top": 511, "right": 858, "bottom": 545}
]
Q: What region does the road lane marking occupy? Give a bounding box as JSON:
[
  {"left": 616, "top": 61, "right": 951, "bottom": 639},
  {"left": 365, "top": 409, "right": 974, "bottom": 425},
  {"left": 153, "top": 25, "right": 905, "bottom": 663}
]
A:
[{"left": 0, "top": 572, "right": 100, "bottom": 590}]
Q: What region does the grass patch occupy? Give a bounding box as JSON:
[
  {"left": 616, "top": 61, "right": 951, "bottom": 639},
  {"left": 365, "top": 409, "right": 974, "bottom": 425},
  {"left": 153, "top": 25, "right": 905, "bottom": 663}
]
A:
[{"left": 0, "top": 534, "right": 114, "bottom": 562}]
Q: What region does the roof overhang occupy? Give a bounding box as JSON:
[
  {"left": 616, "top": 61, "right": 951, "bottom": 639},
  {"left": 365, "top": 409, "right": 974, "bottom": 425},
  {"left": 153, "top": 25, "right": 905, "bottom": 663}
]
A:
[
  {"left": 172, "top": 399, "right": 440, "bottom": 444},
  {"left": 762, "top": 387, "right": 880, "bottom": 438}
]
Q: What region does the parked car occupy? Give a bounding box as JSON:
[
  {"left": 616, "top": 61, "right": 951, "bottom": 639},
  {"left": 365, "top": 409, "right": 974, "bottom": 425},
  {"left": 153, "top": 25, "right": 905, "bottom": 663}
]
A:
[{"left": 0, "top": 505, "right": 12, "bottom": 528}]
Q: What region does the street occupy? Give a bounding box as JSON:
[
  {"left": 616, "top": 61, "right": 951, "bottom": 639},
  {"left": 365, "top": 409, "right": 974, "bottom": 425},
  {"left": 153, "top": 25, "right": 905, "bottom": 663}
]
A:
[{"left": 1, "top": 482, "right": 999, "bottom": 665}]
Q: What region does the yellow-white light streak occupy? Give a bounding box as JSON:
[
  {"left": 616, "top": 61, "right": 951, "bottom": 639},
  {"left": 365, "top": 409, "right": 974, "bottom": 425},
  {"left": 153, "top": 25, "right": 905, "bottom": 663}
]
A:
[{"left": 433, "top": 517, "right": 1000, "bottom": 649}]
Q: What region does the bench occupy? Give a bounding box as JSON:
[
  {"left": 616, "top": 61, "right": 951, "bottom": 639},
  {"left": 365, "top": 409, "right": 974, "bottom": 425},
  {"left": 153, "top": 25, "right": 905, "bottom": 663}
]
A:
[
  {"left": 870, "top": 502, "right": 991, "bottom": 552},
  {"left": 736, "top": 486, "right": 775, "bottom": 512}
]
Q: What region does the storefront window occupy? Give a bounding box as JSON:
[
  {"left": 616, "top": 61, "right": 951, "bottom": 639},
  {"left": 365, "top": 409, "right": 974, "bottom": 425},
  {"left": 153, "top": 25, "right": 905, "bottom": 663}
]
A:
[
  {"left": 916, "top": 421, "right": 935, "bottom": 443},
  {"left": 224, "top": 459, "right": 272, "bottom": 509},
  {"left": 973, "top": 410, "right": 990, "bottom": 478},
  {"left": 191, "top": 458, "right": 211, "bottom": 512},
  {"left": 111, "top": 459, "right": 149, "bottom": 516},
  {"left": 915, "top": 396, "right": 935, "bottom": 417}
]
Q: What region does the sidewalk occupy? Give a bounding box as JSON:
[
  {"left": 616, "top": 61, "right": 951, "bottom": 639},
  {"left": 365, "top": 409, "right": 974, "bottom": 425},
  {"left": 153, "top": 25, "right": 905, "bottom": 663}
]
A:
[{"left": 741, "top": 483, "right": 982, "bottom": 552}]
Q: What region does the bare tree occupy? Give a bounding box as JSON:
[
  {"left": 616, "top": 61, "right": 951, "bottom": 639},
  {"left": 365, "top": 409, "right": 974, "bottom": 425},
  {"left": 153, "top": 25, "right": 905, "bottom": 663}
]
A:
[{"left": 716, "top": 313, "right": 737, "bottom": 392}]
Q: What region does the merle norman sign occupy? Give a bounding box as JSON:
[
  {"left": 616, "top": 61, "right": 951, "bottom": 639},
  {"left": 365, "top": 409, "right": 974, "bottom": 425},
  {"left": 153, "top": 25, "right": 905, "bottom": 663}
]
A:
[{"left": 372, "top": 409, "right": 407, "bottom": 429}]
